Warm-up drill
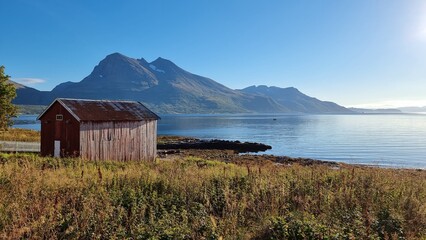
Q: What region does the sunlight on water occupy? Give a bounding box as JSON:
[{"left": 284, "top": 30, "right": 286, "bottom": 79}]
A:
[{"left": 158, "top": 114, "right": 426, "bottom": 169}]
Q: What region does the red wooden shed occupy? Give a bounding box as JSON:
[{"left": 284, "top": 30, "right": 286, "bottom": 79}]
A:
[{"left": 37, "top": 98, "right": 160, "bottom": 161}]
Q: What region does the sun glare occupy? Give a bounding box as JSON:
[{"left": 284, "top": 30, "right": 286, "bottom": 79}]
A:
[{"left": 413, "top": 2, "right": 426, "bottom": 41}]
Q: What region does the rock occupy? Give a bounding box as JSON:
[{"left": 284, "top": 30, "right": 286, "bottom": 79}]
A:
[{"left": 157, "top": 138, "right": 272, "bottom": 153}]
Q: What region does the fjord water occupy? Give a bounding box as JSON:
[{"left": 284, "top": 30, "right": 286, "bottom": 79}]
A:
[
  {"left": 158, "top": 114, "right": 426, "bottom": 169},
  {"left": 14, "top": 114, "right": 426, "bottom": 169}
]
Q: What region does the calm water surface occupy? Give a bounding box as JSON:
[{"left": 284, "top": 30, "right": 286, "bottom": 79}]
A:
[
  {"left": 12, "top": 115, "right": 41, "bottom": 130},
  {"left": 13, "top": 114, "right": 426, "bottom": 169}
]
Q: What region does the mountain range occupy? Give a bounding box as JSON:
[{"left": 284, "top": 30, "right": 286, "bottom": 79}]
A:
[
  {"left": 12, "top": 53, "right": 353, "bottom": 114},
  {"left": 348, "top": 108, "right": 402, "bottom": 114},
  {"left": 398, "top": 106, "right": 426, "bottom": 113}
]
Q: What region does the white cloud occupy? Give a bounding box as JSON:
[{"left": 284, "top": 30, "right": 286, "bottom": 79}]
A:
[{"left": 11, "top": 78, "right": 46, "bottom": 85}]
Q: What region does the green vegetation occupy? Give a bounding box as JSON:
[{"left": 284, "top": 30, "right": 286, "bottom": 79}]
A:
[
  {"left": 0, "top": 66, "right": 18, "bottom": 130},
  {"left": 0, "top": 128, "right": 40, "bottom": 142},
  {"left": 16, "top": 105, "right": 47, "bottom": 115},
  {"left": 0, "top": 153, "right": 424, "bottom": 239}
]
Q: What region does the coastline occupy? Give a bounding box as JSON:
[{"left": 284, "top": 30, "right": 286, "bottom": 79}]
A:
[
  {"left": 157, "top": 136, "right": 425, "bottom": 171},
  {"left": 1, "top": 134, "right": 425, "bottom": 238},
  {"left": 1, "top": 131, "right": 424, "bottom": 170},
  {"left": 11, "top": 114, "right": 426, "bottom": 169}
]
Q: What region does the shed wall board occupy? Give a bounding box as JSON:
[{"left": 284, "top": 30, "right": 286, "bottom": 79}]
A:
[
  {"left": 79, "top": 120, "right": 157, "bottom": 161},
  {"left": 39, "top": 99, "right": 159, "bottom": 161}
]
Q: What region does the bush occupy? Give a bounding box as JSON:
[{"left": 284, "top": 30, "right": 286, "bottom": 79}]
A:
[
  {"left": 263, "top": 214, "right": 329, "bottom": 239},
  {"left": 0, "top": 154, "right": 425, "bottom": 239}
]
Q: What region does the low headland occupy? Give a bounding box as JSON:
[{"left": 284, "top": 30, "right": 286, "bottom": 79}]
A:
[{"left": 0, "top": 129, "right": 425, "bottom": 239}]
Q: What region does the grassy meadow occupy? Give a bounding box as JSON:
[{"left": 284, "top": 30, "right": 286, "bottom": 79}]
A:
[
  {"left": 0, "top": 128, "right": 40, "bottom": 142},
  {"left": 0, "top": 153, "right": 425, "bottom": 239}
]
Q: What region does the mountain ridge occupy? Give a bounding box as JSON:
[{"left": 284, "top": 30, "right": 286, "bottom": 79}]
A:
[
  {"left": 12, "top": 53, "right": 352, "bottom": 114},
  {"left": 240, "top": 85, "right": 351, "bottom": 113}
]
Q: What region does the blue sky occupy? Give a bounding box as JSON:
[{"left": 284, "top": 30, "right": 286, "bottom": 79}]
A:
[{"left": 1, "top": 0, "right": 426, "bottom": 108}]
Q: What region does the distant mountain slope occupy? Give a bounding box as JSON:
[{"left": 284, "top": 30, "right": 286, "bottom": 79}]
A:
[
  {"left": 398, "top": 106, "right": 426, "bottom": 113},
  {"left": 47, "top": 53, "right": 285, "bottom": 113},
  {"left": 12, "top": 52, "right": 351, "bottom": 114},
  {"left": 9, "top": 80, "right": 48, "bottom": 105},
  {"left": 240, "top": 85, "right": 352, "bottom": 113},
  {"left": 349, "top": 108, "right": 402, "bottom": 114}
]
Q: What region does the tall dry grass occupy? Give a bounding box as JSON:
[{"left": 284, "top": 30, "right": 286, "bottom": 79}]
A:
[
  {"left": 0, "top": 153, "right": 425, "bottom": 239},
  {"left": 0, "top": 128, "right": 40, "bottom": 142}
]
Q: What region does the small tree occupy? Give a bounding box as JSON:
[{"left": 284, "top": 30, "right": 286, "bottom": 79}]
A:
[{"left": 0, "top": 66, "right": 18, "bottom": 130}]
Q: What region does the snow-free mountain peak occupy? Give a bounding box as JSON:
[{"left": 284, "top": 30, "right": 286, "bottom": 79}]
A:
[
  {"left": 13, "top": 53, "right": 352, "bottom": 114},
  {"left": 240, "top": 85, "right": 351, "bottom": 113},
  {"left": 138, "top": 57, "right": 148, "bottom": 65}
]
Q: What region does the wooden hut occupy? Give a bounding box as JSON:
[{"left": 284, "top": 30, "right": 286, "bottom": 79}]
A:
[{"left": 37, "top": 98, "right": 160, "bottom": 161}]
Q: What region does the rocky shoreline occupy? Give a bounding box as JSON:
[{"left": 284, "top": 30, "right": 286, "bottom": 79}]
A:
[
  {"left": 157, "top": 136, "right": 272, "bottom": 153},
  {"left": 157, "top": 136, "right": 340, "bottom": 167}
]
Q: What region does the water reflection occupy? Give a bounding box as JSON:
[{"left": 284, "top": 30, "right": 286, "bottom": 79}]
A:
[{"left": 12, "top": 115, "right": 40, "bottom": 130}]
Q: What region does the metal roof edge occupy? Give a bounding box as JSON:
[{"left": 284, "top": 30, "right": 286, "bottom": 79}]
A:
[
  {"left": 38, "top": 98, "right": 160, "bottom": 122},
  {"left": 36, "top": 98, "right": 82, "bottom": 122},
  {"left": 137, "top": 101, "right": 161, "bottom": 120},
  {"left": 55, "top": 98, "right": 140, "bottom": 103},
  {"left": 36, "top": 98, "right": 59, "bottom": 120},
  {"left": 56, "top": 99, "right": 81, "bottom": 122}
]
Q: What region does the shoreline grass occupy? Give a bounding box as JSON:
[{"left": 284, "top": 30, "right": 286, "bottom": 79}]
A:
[
  {"left": 0, "top": 153, "right": 425, "bottom": 239},
  {"left": 0, "top": 128, "right": 40, "bottom": 142}
]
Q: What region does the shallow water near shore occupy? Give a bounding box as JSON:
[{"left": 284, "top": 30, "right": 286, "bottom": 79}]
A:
[{"left": 13, "top": 113, "right": 426, "bottom": 169}]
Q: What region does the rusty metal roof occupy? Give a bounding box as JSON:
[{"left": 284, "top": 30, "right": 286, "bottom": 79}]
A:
[{"left": 38, "top": 98, "right": 160, "bottom": 121}]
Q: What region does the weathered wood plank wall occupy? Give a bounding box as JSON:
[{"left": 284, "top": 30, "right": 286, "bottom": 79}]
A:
[{"left": 79, "top": 120, "right": 157, "bottom": 161}]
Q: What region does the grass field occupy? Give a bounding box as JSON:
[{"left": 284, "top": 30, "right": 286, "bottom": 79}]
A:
[
  {"left": 0, "top": 153, "right": 425, "bottom": 239},
  {"left": 0, "top": 128, "right": 40, "bottom": 142}
]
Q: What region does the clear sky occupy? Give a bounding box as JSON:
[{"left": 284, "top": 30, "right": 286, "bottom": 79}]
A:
[{"left": 1, "top": 0, "right": 426, "bottom": 108}]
